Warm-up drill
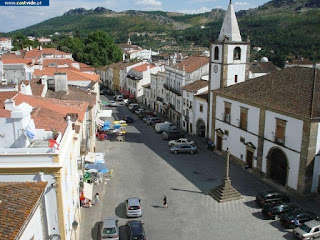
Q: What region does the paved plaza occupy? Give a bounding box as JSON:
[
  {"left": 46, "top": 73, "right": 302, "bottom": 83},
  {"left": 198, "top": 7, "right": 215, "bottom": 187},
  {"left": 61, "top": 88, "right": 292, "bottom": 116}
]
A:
[{"left": 79, "top": 97, "right": 320, "bottom": 240}]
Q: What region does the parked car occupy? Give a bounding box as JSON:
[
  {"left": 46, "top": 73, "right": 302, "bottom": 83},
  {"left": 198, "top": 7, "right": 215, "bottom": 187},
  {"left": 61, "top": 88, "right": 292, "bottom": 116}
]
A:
[
  {"left": 255, "top": 190, "right": 290, "bottom": 207},
  {"left": 292, "top": 220, "right": 320, "bottom": 240},
  {"left": 135, "top": 108, "right": 145, "bottom": 114},
  {"left": 262, "top": 202, "right": 299, "bottom": 220},
  {"left": 149, "top": 118, "right": 162, "bottom": 126},
  {"left": 128, "top": 103, "right": 139, "bottom": 110},
  {"left": 125, "top": 220, "right": 146, "bottom": 240},
  {"left": 130, "top": 105, "right": 140, "bottom": 112},
  {"left": 125, "top": 197, "right": 142, "bottom": 217},
  {"left": 162, "top": 130, "right": 185, "bottom": 140},
  {"left": 115, "top": 95, "right": 123, "bottom": 101},
  {"left": 109, "top": 101, "right": 117, "bottom": 107},
  {"left": 123, "top": 115, "right": 133, "bottom": 123},
  {"left": 155, "top": 121, "right": 176, "bottom": 133},
  {"left": 138, "top": 111, "right": 156, "bottom": 119},
  {"left": 168, "top": 138, "right": 195, "bottom": 147},
  {"left": 143, "top": 116, "right": 152, "bottom": 122},
  {"left": 280, "top": 209, "right": 319, "bottom": 229},
  {"left": 146, "top": 117, "right": 159, "bottom": 125},
  {"left": 101, "top": 217, "right": 119, "bottom": 240},
  {"left": 170, "top": 144, "right": 197, "bottom": 154}
]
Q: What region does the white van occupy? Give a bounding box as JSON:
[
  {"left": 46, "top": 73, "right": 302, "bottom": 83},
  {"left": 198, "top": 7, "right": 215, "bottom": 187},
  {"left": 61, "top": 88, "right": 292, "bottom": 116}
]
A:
[
  {"left": 155, "top": 121, "right": 177, "bottom": 133},
  {"left": 128, "top": 103, "right": 139, "bottom": 110},
  {"left": 115, "top": 95, "right": 123, "bottom": 101}
]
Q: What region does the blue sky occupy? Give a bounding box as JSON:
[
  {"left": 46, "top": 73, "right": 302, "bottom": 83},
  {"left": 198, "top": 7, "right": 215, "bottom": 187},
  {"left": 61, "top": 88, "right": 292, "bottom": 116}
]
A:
[{"left": 0, "top": 0, "right": 270, "bottom": 33}]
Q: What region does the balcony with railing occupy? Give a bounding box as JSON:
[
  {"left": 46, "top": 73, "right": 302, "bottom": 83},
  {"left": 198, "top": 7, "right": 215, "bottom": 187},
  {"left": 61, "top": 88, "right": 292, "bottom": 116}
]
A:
[
  {"left": 157, "top": 97, "right": 163, "bottom": 103},
  {"left": 164, "top": 83, "right": 169, "bottom": 90},
  {"left": 163, "top": 84, "right": 181, "bottom": 96},
  {"left": 169, "top": 103, "right": 175, "bottom": 110}
]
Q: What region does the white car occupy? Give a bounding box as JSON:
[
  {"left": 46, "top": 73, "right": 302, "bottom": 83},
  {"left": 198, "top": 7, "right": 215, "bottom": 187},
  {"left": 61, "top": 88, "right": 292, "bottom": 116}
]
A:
[
  {"left": 168, "top": 138, "right": 195, "bottom": 147},
  {"left": 109, "top": 101, "right": 117, "bottom": 107}
]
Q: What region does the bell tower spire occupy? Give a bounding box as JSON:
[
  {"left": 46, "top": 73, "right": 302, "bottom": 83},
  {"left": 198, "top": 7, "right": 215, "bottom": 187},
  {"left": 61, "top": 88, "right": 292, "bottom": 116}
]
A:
[{"left": 218, "top": 1, "right": 241, "bottom": 42}]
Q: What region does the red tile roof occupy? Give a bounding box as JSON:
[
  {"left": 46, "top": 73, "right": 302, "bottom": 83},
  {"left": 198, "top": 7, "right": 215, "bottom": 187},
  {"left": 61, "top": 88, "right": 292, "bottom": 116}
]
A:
[
  {"left": 29, "top": 78, "right": 45, "bottom": 97},
  {"left": 182, "top": 80, "right": 208, "bottom": 91},
  {"left": 176, "top": 56, "right": 209, "bottom": 73},
  {"left": 31, "top": 107, "right": 68, "bottom": 133},
  {"left": 24, "top": 48, "right": 70, "bottom": 59},
  {"left": 13, "top": 93, "right": 88, "bottom": 122},
  {"left": 0, "top": 91, "right": 18, "bottom": 109},
  {"left": 0, "top": 109, "right": 10, "bottom": 118},
  {"left": 2, "top": 58, "right": 33, "bottom": 66},
  {"left": 0, "top": 182, "right": 47, "bottom": 240},
  {"left": 34, "top": 68, "right": 99, "bottom": 82},
  {"left": 132, "top": 63, "right": 155, "bottom": 72},
  {"left": 0, "top": 51, "right": 27, "bottom": 59}
]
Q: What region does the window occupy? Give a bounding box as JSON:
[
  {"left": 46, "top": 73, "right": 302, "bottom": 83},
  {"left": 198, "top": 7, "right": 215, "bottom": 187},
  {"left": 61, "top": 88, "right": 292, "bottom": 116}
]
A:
[
  {"left": 214, "top": 46, "right": 219, "bottom": 60},
  {"left": 240, "top": 137, "right": 245, "bottom": 143},
  {"left": 183, "top": 121, "right": 185, "bottom": 127},
  {"left": 225, "top": 130, "right": 229, "bottom": 136},
  {"left": 200, "top": 104, "right": 203, "bottom": 112},
  {"left": 224, "top": 102, "right": 231, "bottom": 123},
  {"left": 183, "top": 99, "right": 186, "bottom": 105},
  {"left": 240, "top": 107, "right": 248, "bottom": 131},
  {"left": 275, "top": 119, "right": 286, "bottom": 145},
  {"left": 190, "top": 101, "right": 192, "bottom": 108},
  {"left": 233, "top": 47, "right": 241, "bottom": 60},
  {"left": 235, "top": 75, "right": 238, "bottom": 83}
]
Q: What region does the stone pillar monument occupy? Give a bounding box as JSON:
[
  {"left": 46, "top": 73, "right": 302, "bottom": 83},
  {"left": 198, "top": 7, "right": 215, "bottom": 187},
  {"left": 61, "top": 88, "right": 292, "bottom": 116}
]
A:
[{"left": 209, "top": 148, "right": 243, "bottom": 202}]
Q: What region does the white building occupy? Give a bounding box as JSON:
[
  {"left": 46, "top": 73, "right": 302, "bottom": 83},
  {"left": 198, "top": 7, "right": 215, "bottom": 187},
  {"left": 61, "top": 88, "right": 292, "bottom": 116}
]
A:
[
  {"left": 125, "top": 63, "right": 162, "bottom": 103},
  {"left": 207, "top": 0, "right": 320, "bottom": 196},
  {"left": 0, "top": 94, "right": 88, "bottom": 240},
  {"left": 164, "top": 56, "right": 209, "bottom": 127},
  {"left": 181, "top": 80, "right": 208, "bottom": 136},
  {"left": 0, "top": 37, "right": 13, "bottom": 50}
]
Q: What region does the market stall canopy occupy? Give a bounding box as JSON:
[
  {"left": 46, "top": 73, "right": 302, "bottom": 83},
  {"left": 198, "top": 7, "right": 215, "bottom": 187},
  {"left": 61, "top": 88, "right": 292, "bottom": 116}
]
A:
[{"left": 85, "top": 163, "right": 107, "bottom": 171}]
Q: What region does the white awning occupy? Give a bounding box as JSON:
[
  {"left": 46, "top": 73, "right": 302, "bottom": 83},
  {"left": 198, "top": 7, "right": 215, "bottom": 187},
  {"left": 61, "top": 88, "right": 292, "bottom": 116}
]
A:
[
  {"left": 84, "top": 152, "right": 96, "bottom": 163},
  {"left": 83, "top": 182, "right": 93, "bottom": 200}
]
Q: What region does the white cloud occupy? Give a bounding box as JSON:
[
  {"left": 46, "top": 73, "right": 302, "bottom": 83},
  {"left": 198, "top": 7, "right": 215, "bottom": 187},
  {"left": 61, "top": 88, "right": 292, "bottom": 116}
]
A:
[
  {"left": 178, "top": 6, "right": 211, "bottom": 14},
  {"left": 135, "top": 0, "right": 162, "bottom": 8}
]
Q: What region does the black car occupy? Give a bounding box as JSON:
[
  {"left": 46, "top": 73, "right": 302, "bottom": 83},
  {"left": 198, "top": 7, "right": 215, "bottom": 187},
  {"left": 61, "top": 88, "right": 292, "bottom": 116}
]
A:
[
  {"left": 125, "top": 220, "right": 146, "bottom": 240},
  {"left": 280, "top": 209, "right": 319, "bottom": 229},
  {"left": 262, "top": 202, "right": 299, "bottom": 220},
  {"left": 130, "top": 105, "right": 141, "bottom": 112},
  {"left": 123, "top": 115, "right": 133, "bottom": 123},
  {"left": 162, "top": 130, "right": 185, "bottom": 140},
  {"left": 255, "top": 190, "right": 290, "bottom": 207},
  {"left": 104, "top": 89, "right": 114, "bottom": 95}
]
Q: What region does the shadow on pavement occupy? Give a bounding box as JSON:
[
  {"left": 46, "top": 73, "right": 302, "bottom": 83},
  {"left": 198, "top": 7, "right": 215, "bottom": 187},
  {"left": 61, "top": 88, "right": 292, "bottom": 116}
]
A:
[
  {"left": 115, "top": 202, "right": 127, "bottom": 219},
  {"left": 151, "top": 205, "right": 164, "bottom": 208},
  {"left": 252, "top": 211, "right": 265, "bottom": 220},
  {"left": 269, "top": 220, "right": 289, "bottom": 233},
  {"left": 244, "top": 200, "right": 260, "bottom": 209},
  {"left": 170, "top": 187, "right": 203, "bottom": 194},
  {"left": 119, "top": 225, "right": 128, "bottom": 240},
  {"left": 91, "top": 221, "right": 102, "bottom": 240},
  {"left": 282, "top": 232, "right": 296, "bottom": 240}
]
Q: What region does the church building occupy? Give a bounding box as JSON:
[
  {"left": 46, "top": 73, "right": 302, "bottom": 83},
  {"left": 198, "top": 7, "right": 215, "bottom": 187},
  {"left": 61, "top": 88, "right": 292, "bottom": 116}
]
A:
[{"left": 208, "top": 1, "right": 320, "bottom": 196}]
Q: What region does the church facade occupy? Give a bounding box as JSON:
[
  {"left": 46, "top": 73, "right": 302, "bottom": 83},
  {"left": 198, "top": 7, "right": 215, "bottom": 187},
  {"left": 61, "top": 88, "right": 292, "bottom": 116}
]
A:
[{"left": 208, "top": 1, "right": 320, "bottom": 196}]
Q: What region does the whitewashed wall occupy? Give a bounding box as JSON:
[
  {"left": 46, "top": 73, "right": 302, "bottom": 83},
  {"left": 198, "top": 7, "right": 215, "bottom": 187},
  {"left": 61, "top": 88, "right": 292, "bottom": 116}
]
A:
[
  {"left": 194, "top": 97, "right": 208, "bottom": 136},
  {"left": 264, "top": 111, "right": 303, "bottom": 151},
  {"left": 19, "top": 205, "right": 45, "bottom": 240}
]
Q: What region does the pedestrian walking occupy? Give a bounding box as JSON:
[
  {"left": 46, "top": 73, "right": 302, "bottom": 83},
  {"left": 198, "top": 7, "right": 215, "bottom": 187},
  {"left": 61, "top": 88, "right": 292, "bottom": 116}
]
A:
[
  {"left": 94, "top": 193, "right": 100, "bottom": 205},
  {"left": 163, "top": 195, "right": 168, "bottom": 208}
]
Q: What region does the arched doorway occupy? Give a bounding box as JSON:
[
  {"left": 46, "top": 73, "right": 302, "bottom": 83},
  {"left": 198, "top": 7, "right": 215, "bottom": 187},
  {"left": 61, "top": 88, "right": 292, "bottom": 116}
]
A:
[
  {"left": 267, "top": 148, "right": 288, "bottom": 186},
  {"left": 196, "top": 118, "right": 206, "bottom": 137}
]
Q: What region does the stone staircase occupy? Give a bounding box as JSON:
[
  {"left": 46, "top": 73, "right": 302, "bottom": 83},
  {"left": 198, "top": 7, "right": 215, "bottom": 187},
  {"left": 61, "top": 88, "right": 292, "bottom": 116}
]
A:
[{"left": 209, "top": 179, "right": 243, "bottom": 203}]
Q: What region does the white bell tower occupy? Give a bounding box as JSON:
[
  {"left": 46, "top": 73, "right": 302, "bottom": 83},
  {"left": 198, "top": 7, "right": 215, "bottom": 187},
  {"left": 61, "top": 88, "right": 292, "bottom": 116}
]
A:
[{"left": 209, "top": 0, "right": 250, "bottom": 91}]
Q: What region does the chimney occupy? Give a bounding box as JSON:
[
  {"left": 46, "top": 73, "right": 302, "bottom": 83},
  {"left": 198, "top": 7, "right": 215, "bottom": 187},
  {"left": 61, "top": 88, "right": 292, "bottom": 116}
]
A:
[
  {"left": 39, "top": 45, "right": 42, "bottom": 51},
  {"left": 4, "top": 99, "right": 15, "bottom": 111},
  {"left": 29, "top": 45, "right": 32, "bottom": 51},
  {"left": 147, "top": 64, "right": 150, "bottom": 71},
  {"left": 54, "top": 72, "right": 68, "bottom": 92}
]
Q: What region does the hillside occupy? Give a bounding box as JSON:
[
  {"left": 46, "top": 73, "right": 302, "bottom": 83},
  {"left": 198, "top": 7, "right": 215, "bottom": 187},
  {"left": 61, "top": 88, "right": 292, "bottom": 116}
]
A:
[{"left": 6, "top": 0, "right": 320, "bottom": 66}]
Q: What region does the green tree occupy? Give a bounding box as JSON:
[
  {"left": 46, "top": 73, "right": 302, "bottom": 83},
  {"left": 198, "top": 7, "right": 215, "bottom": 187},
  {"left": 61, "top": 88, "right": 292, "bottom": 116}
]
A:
[{"left": 83, "top": 30, "right": 122, "bottom": 67}]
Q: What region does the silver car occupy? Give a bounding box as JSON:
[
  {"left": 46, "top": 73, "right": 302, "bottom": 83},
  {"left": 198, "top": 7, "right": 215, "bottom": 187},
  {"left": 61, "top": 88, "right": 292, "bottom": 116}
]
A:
[
  {"left": 168, "top": 138, "right": 195, "bottom": 147},
  {"left": 293, "top": 220, "right": 320, "bottom": 240},
  {"left": 125, "top": 197, "right": 142, "bottom": 217},
  {"left": 170, "top": 144, "right": 197, "bottom": 154},
  {"left": 101, "top": 217, "right": 119, "bottom": 240}
]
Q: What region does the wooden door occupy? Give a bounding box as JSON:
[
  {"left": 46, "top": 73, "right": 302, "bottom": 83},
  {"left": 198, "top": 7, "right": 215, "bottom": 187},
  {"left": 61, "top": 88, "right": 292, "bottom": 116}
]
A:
[
  {"left": 246, "top": 150, "right": 253, "bottom": 168},
  {"left": 217, "top": 136, "right": 222, "bottom": 151}
]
